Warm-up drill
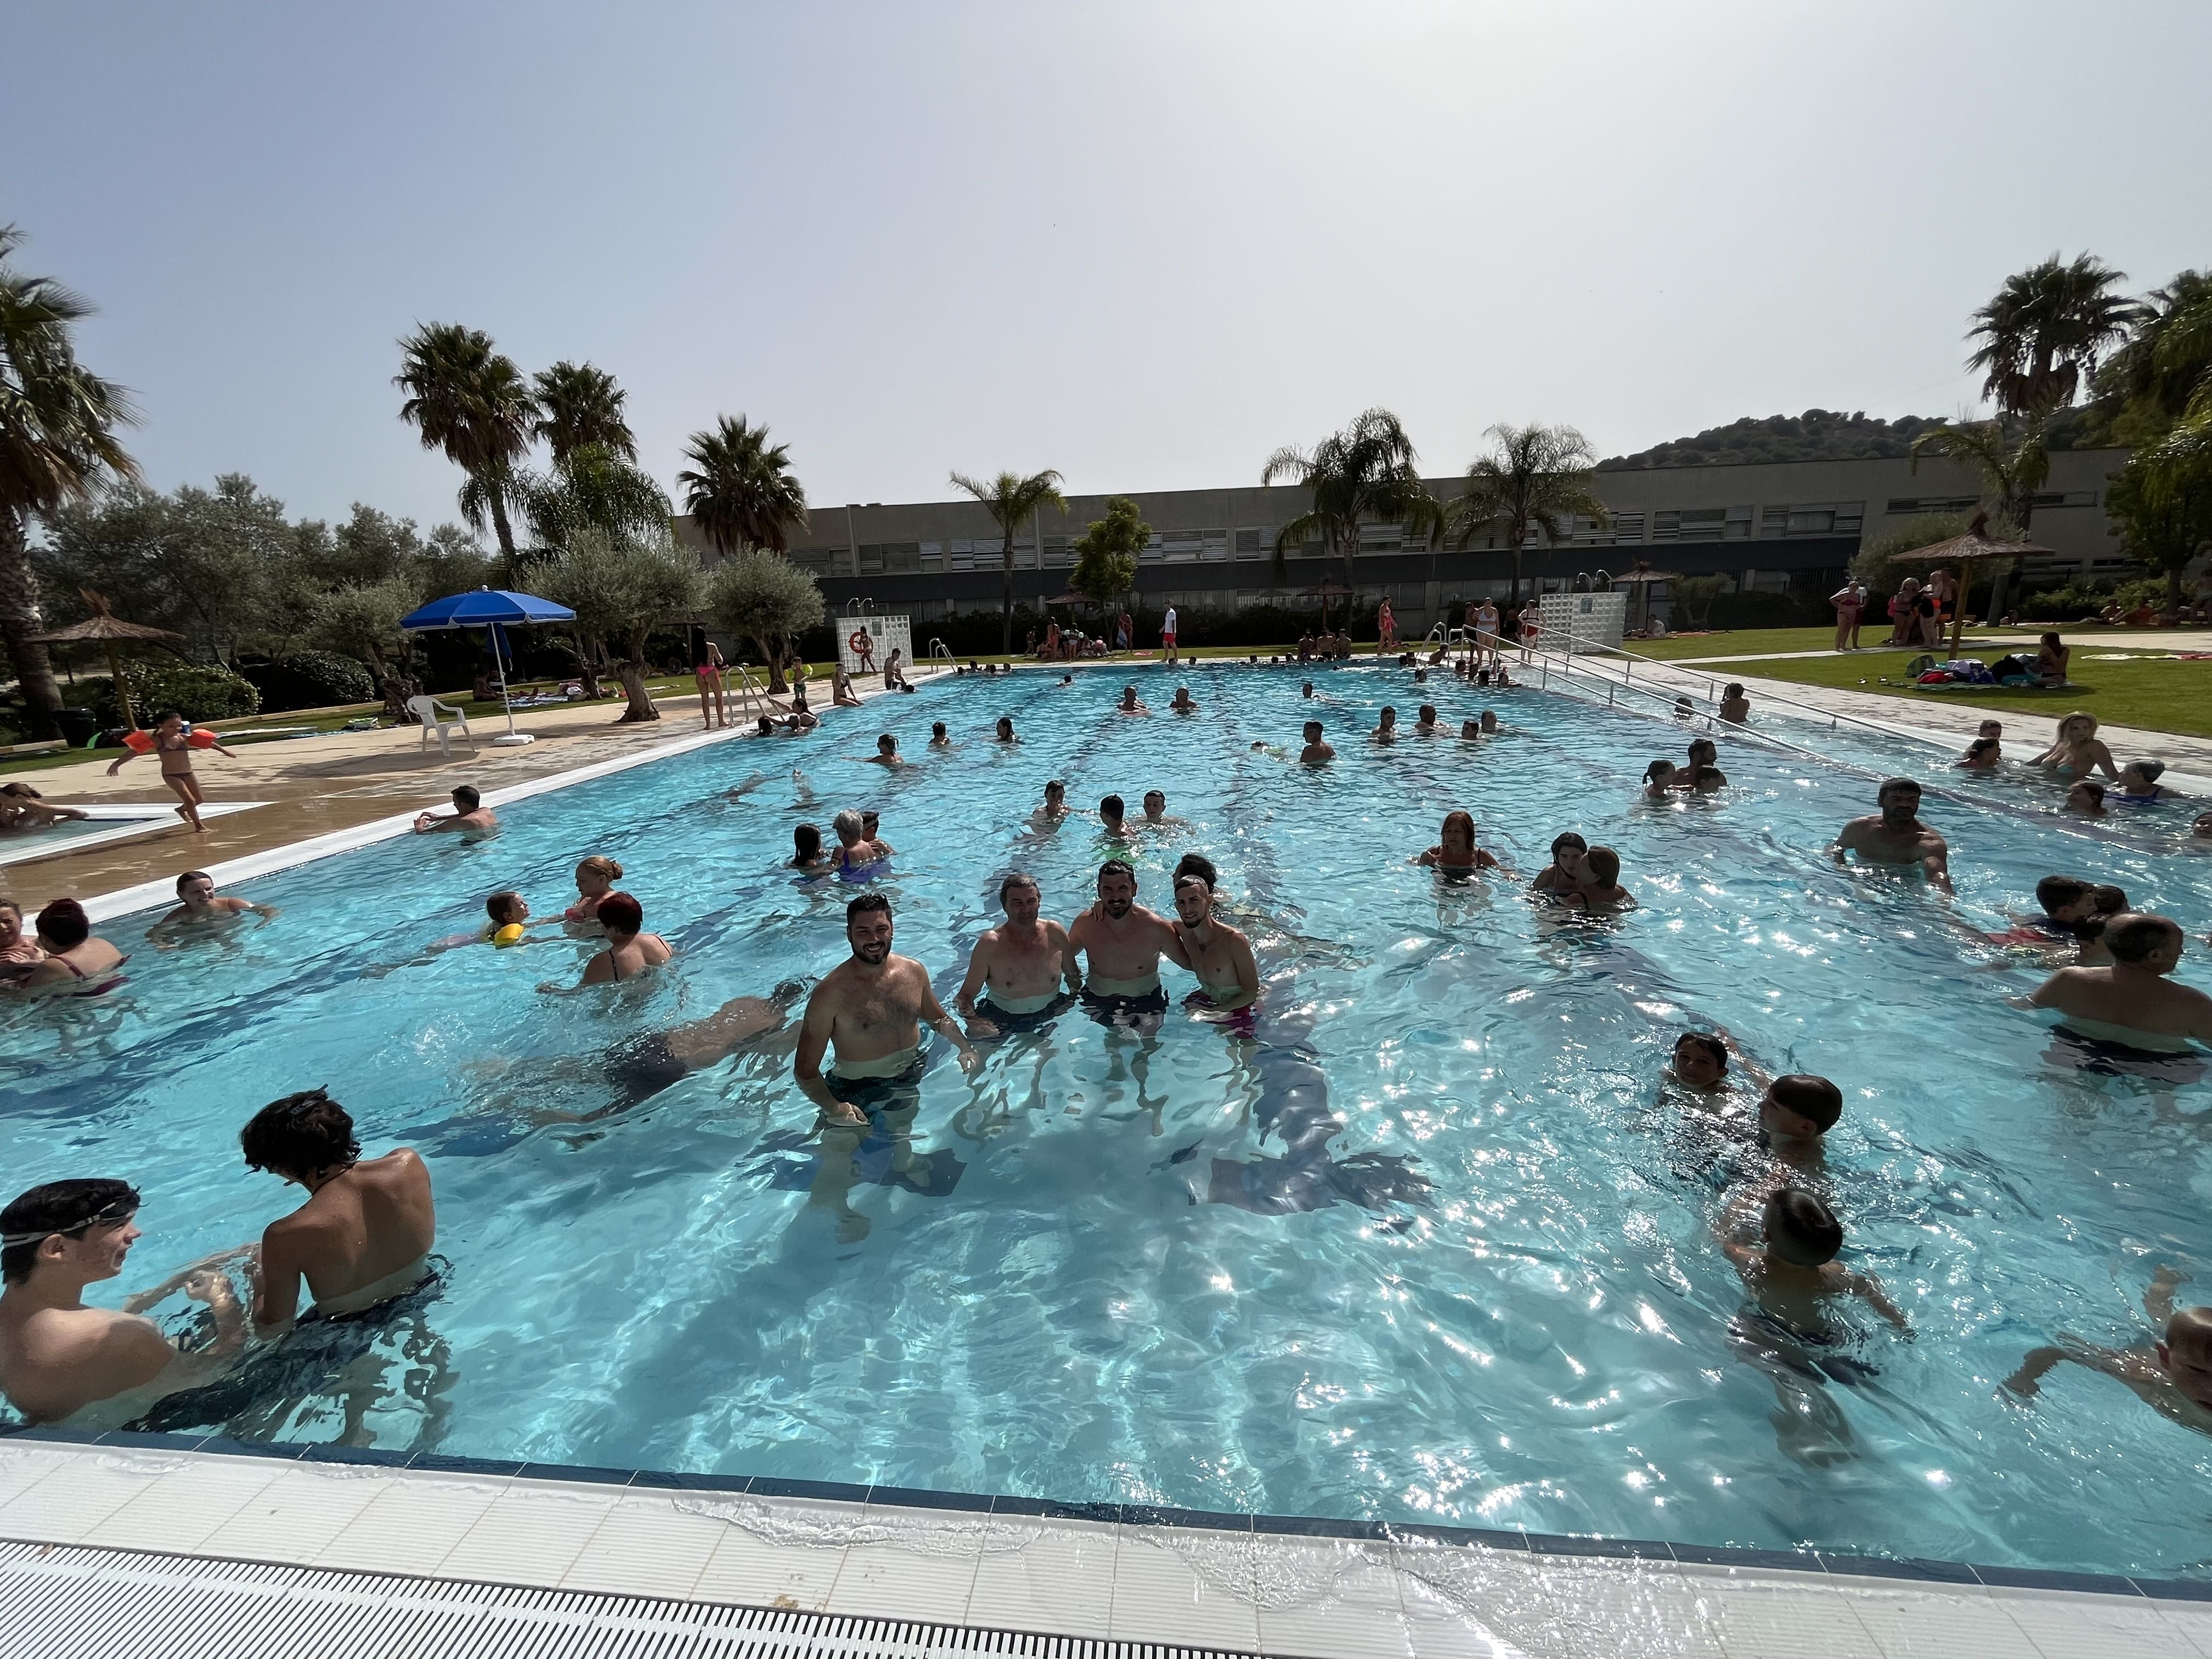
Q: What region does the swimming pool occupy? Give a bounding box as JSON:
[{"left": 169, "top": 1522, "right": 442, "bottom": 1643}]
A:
[{"left": 3, "top": 664, "right": 2208, "bottom": 1579}]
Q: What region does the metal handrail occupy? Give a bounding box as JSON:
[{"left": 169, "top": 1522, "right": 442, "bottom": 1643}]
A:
[
  {"left": 1532, "top": 626, "right": 1955, "bottom": 752},
  {"left": 926, "top": 637, "right": 955, "bottom": 674}
]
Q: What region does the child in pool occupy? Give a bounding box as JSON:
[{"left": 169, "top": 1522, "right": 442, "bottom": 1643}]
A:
[
  {"left": 482, "top": 891, "right": 532, "bottom": 944},
  {"left": 2004, "top": 1267, "right": 2212, "bottom": 1435},
  {"left": 1718, "top": 1186, "right": 1909, "bottom": 1344},
  {"left": 1559, "top": 845, "right": 1635, "bottom": 910},
  {"left": 1758, "top": 1074, "right": 1842, "bottom": 1175}
]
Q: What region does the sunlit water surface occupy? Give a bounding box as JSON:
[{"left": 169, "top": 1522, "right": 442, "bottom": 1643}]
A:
[{"left": 3, "top": 663, "right": 2209, "bottom": 1578}]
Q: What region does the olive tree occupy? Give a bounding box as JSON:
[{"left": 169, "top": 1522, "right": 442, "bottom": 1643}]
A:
[
  {"left": 1069, "top": 495, "right": 1147, "bottom": 617},
  {"left": 308, "top": 578, "right": 420, "bottom": 719},
  {"left": 537, "top": 527, "right": 706, "bottom": 722},
  {"left": 707, "top": 544, "right": 825, "bottom": 694}
]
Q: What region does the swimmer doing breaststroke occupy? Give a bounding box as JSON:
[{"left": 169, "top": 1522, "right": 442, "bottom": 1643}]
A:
[{"left": 794, "top": 893, "right": 978, "bottom": 1126}]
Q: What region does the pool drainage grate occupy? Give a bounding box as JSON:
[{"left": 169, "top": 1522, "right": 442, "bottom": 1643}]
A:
[{"left": 0, "top": 1539, "right": 1267, "bottom": 1659}]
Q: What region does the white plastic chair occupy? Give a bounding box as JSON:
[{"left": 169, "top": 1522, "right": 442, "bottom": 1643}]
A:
[{"left": 407, "top": 694, "right": 475, "bottom": 759}]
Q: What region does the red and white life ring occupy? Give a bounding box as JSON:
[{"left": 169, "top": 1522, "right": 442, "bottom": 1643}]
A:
[{"left": 848, "top": 629, "right": 872, "bottom": 655}]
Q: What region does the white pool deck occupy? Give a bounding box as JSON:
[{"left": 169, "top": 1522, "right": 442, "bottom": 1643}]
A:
[
  {"left": 3, "top": 1436, "right": 2207, "bottom": 1658},
  {"left": 18, "top": 660, "right": 2212, "bottom": 1655}
]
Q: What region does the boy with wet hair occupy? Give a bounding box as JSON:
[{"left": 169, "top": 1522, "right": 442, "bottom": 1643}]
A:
[
  {"left": 1719, "top": 1184, "right": 1909, "bottom": 1341},
  {"left": 1760, "top": 1074, "right": 1843, "bottom": 1172},
  {"left": 2004, "top": 1267, "right": 2212, "bottom": 1434},
  {"left": 1098, "top": 795, "right": 1128, "bottom": 836},
  {"left": 1669, "top": 1032, "right": 1729, "bottom": 1093}
]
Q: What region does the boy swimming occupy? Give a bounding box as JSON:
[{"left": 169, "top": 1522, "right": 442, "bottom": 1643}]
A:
[{"left": 2004, "top": 1267, "right": 2212, "bottom": 1435}]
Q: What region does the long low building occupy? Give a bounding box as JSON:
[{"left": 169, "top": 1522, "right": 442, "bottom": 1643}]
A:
[{"left": 675, "top": 447, "right": 2132, "bottom": 632}]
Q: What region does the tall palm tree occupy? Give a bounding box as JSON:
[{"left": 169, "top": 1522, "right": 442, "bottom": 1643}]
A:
[
  {"left": 2098, "top": 271, "right": 2212, "bottom": 426},
  {"left": 949, "top": 469, "right": 1066, "bottom": 655},
  {"left": 395, "top": 323, "right": 537, "bottom": 570},
  {"left": 0, "top": 225, "right": 139, "bottom": 738},
  {"left": 1909, "top": 418, "right": 2051, "bottom": 620},
  {"left": 1443, "top": 424, "right": 1607, "bottom": 605},
  {"left": 678, "top": 415, "right": 809, "bottom": 690},
  {"left": 1967, "top": 253, "right": 2141, "bottom": 416},
  {"left": 1262, "top": 410, "right": 1441, "bottom": 617},
  {"left": 517, "top": 442, "right": 672, "bottom": 551},
  {"left": 533, "top": 360, "right": 635, "bottom": 462}
]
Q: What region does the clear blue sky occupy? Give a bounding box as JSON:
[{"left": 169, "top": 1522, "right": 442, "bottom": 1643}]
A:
[{"left": 6, "top": 1, "right": 2208, "bottom": 534}]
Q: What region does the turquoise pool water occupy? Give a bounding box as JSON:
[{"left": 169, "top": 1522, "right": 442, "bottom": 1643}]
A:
[{"left": 3, "top": 664, "right": 2209, "bottom": 1577}]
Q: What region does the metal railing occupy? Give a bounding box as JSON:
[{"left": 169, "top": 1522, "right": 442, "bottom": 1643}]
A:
[{"left": 926, "top": 638, "right": 956, "bottom": 674}]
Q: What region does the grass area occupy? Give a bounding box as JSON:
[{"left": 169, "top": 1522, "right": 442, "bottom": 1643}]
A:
[{"left": 1718, "top": 650, "right": 2212, "bottom": 739}]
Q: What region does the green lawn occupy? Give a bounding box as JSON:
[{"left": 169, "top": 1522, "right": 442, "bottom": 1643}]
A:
[{"left": 1714, "top": 650, "right": 2212, "bottom": 739}]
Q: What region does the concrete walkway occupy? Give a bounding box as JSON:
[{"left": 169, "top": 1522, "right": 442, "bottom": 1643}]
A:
[{"left": 0, "top": 674, "right": 922, "bottom": 908}]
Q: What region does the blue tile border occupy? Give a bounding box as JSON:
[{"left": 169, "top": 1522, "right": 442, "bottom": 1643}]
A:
[{"left": 4, "top": 1421, "right": 2203, "bottom": 1598}]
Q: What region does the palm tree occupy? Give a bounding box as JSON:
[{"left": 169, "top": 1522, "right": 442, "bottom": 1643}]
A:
[
  {"left": 0, "top": 225, "right": 139, "bottom": 738},
  {"left": 678, "top": 415, "right": 809, "bottom": 691},
  {"left": 394, "top": 323, "right": 537, "bottom": 571},
  {"left": 1909, "top": 418, "right": 2051, "bottom": 620},
  {"left": 1967, "top": 253, "right": 2141, "bottom": 416},
  {"left": 2098, "top": 271, "right": 2212, "bottom": 428},
  {"left": 1443, "top": 424, "right": 1607, "bottom": 605},
  {"left": 949, "top": 469, "right": 1067, "bottom": 655},
  {"left": 533, "top": 361, "right": 635, "bottom": 462},
  {"left": 517, "top": 442, "right": 671, "bottom": 552},
  {"left": 1262, "top": 411, "right": 1441, "bottom": 620}
]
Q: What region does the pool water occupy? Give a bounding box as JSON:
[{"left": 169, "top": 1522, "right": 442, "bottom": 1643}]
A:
[{"left": 4, "top": 664, "right": 2209, "bottom": 1578}]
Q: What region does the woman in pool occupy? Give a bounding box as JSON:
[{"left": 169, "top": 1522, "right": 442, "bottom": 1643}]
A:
[
  {"left": 2116, "top": 761, "right": 2175, "bottom": 804},
  {"left": 1531, "top": 831, "right": 1601, "bottom": 900},
  {"left": 0, "top": 901, "right": 43, "bottom": 983},
  {"left": 2032, "top": 712, "right": 2119, "bottom": 781},
  {"left": 565, "top": 855, "right": 623, "bottom": 923},
  {"left": 578, "top": 892, "right": 672, "bottom": 986},
  {"left": 6, "top": 898, "right": 126, "bottom": 994},
  {"left": 1643, "top": 759, "right": 1681, "bottom": 797},
  {"left": 1415, "top": 810, "right": 1500, "bottom": 874},
  {"left": 104, "top": 709, "right": 237, "bottom": 833}
]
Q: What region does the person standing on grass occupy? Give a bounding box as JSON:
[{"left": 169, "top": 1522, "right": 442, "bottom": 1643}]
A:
[
  {"left": 105, "top": 710, "right": 236, "bottom": 834},
  {"left": 1830, "top": 581, "right": 1861, "bottom": 653}
]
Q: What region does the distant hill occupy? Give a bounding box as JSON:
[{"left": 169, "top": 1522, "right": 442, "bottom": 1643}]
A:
[{"left": 1597, "top": 410, "right": 1949, "bottom": 471}]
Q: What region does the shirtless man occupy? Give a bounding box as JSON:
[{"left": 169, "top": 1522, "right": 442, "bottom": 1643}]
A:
[
  {"left": 1413, "top": 704, "right": 1442, "bottom": 735},
  {"left": 1169, "top": 872, "right": 1259, "bottom": 1012},
  {"left": 2022, "top": 913, "right": 2212, "bottom": 1048},
  {"left": 149, "top": 869, "right": 277, "bottom": 946},
  {"left": 1068, "top": 859, "right": 1187, "bottom": 1009},
  {"left": 794, "top": 893, "right": 977, "bottom": 1126},
  {"left": 1118, "top": 684, "right": 1150, "bottom": 715},
  {"left": 1032, "top": 779, "right": 1070, "bottom": 824},
  {"left": 1372, "top": 706, "right": 1399, "bottom": 744},
  {"left": 0, "top": 1180, "right": 246, "bottom": 1426},
  {"left": 414, "top": 784, "right": 499, "bottom": 836},
  {"left": 2005, "top": 1266, "right": 2212, "bottom": 1434},
  {"left": 238, "top": 1088, "right": 435, "bottom": 1331},
  {"left": 1138, "top": 789, "right": 1187, "bottom": 831},
  {"left": 1169, "top": 686, "right": 1199, "bottom": 713},
  {"left": 1299, "top": 721, "right": 1335, "bottom": 766},
  {"left": 866, "top": 733, "right": 909, "bottom": 768},
  {"left": 929, "top": 721, "right": 952, "bottom": 751},
  {"left": 955, "top": 873, "right": 1084, "bottom": 1036},
  {"left": 1833, "top": 777, "right": 1952, "bottom": 894}
]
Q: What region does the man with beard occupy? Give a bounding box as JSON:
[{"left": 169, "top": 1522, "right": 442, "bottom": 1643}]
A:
[
  {"left": 1069, "top": 859, "right": 1187, "bottom": 1025},
  {"left": 1832, "top": 777, "right": 1953, "bottom": 894},
  {"left": 794, "top": 894, "right": 978, "bottom": 1127}
]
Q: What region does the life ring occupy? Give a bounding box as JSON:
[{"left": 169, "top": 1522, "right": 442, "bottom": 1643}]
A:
[{"left": 848, "top": 629, "right": 872, "bottom": 655}]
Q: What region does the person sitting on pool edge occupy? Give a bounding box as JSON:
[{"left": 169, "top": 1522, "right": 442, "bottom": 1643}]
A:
[
  {"left": 413, "top": 784, "right": 499, "bottom": 836},
  {"left": 2022, "top": 912, "right": 2212, "bottom": 1049},
  {"left": 2004, "top": 1266, "right": 2212, "bottom": 1434},
  {"left": 1719, "top": 684, "right": 1751, "bottom": 724},
  {"left": 239, "top": 1088, "right": 435, "bottom": 1331},
  {"left": 0, "top": 1180, "right": 246, "bottom": 1426},
  {"left": 578, "top": 891, "right": 673, "bottom": 986},
  {"left": 1415, "top": 809, "right": 1500, "bottom": 874},
  {"left": 955, "top": 872, "right": 1084, "bottom": 1038},
  {"left": 149, "top": 869, "right": 277, "bottom": 945},
  {"left": 1833, "top": 777, "right": 1952, "bottom": 894},
  {"left": 795, "top": 892, "right": 978, "bottom": 1127}
]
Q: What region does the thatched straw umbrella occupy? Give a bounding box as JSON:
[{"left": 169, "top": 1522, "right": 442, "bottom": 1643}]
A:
[
  {"left": 25, "top": 590, "right": 185, "bottom": 732},
  {"left": 1892, "top": 509, "right": 2057, "bottom": 655},
  {"left": 1611, "top": 561, "right": 1683, "bottom": 634}
]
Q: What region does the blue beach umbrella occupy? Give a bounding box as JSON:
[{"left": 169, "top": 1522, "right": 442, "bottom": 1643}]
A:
[{"left": 400, "top": 587, "right": 578, "bottom": 747}]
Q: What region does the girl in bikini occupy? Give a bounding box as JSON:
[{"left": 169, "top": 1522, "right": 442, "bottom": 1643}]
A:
[{"left": 104, "top": 709, "right": 236, "bottom": 833}]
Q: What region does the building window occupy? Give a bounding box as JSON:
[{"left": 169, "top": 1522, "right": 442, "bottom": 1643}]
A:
[{"left": 1234, "top": 527, "right": 1270, "bottom": 560}]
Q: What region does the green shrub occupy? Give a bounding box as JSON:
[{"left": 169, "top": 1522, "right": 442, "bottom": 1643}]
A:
[
  {"left": 90, "top": 660, "right": 261, "bottom": 726},
  {"left": 242, "top": 651, "right": 376, "bottom": 712}
]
